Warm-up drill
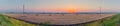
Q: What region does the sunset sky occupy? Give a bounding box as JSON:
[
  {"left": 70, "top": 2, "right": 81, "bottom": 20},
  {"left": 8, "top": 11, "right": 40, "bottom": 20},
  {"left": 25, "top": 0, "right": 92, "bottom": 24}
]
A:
[{"left": 0, "top": 0, "right": 120, "bottom": 13}]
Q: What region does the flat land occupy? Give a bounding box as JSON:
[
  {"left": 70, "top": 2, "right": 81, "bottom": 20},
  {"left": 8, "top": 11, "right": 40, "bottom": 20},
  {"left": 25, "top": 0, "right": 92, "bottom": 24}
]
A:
[{"left": 4, "top": 14, "right": 115, "bottom": 25}]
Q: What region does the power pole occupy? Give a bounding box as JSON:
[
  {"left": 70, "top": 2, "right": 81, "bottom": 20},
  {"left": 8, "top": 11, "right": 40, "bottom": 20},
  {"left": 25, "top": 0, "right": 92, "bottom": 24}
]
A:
[
  {"left": 23, "top": 4, "right": 25, "bottom": 14},
  {"left": 99, "top": 7, "right": 102, "bottom": 17}
]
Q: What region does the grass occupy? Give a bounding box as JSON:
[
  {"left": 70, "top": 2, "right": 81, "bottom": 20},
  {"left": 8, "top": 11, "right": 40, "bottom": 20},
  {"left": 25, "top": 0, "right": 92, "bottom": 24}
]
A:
[
  {"left": 101, "top": 14, "right": 120, "bottom": 26},
  {"left": 0, "top": 14, "right": 51, "bottom": 26},
  {"left": 85, "top": 14, "right": 120, "bottom": 26},
  {"left": 0, "top": 14, "right": 36, "bottom": 26},
  {"left": 0, "top": 14, "right": 120, "bottom": 26}
]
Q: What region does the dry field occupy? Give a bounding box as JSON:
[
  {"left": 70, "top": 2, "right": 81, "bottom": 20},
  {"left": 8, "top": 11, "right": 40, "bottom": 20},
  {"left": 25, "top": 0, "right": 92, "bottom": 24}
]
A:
[{"left": 4, "top": 14, "right": 115, "bottom": 25}]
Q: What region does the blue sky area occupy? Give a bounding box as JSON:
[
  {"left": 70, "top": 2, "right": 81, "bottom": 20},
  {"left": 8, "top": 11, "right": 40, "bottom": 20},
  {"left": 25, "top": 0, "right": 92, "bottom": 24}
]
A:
[{"left": 0, "top": 0, "right": 120, "bottom": 13}]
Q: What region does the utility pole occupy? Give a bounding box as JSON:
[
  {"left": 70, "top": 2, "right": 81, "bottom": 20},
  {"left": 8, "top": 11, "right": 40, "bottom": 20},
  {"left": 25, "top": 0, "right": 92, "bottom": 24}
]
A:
[
  {"left": 21, "top": 4, "right": 26, "bottom": 17},
  {"left": 23, "top": 4, "right": 25, "bottom": 14},
  {"left": 99, "top": 7, "right": 102, "bottom": 17}
]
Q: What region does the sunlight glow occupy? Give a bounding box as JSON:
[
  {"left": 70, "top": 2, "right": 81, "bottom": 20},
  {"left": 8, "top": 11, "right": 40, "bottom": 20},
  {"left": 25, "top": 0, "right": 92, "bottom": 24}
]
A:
[{"left": 67, "top": 8, "right": 76, "bottom": 13}]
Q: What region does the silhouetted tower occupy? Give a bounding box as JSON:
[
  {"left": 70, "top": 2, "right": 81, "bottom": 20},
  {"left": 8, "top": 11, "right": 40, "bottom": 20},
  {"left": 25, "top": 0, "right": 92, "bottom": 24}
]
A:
[
  {"left": 99, "top": 7, "right": 102, "bottom": 17},
  {"left": 21, "top": 4, "right": 26, "bottom": 17},
  {"left": 23, "top": 4, "right": 25, "bottom": 14}
]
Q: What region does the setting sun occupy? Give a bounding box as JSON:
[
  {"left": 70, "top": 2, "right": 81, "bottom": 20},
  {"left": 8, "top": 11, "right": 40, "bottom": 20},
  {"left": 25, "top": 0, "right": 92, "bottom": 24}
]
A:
[{"left": 67, "top": 8, "right": 76, "bottom": 13}]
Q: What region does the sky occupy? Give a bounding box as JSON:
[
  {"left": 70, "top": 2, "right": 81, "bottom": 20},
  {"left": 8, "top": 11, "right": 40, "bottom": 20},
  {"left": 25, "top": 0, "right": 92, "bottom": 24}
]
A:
[{"left": 0, "top": 0, "right": 120, "bottom": 13}]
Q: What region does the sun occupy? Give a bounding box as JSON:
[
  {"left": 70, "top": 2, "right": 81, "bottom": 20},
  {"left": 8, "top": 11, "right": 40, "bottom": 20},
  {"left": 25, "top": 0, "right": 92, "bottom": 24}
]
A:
[{"left": 67, "top": 8, "right": 76, "bottom": 13}]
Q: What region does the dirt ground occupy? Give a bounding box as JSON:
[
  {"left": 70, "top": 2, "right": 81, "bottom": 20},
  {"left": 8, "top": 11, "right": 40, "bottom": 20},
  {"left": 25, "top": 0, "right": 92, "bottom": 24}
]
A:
[{"left": 4, "top": 14, "right": 115, "bottom": 25}]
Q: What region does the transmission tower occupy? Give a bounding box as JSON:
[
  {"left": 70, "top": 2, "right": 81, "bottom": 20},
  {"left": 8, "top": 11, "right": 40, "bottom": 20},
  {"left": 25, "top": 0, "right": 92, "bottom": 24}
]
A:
[
  {"left": 23, "top": 4, "right": 25, "bottom": 14},
  {"left": 99, "top": 7, "right": 102, "bottom": 17}
]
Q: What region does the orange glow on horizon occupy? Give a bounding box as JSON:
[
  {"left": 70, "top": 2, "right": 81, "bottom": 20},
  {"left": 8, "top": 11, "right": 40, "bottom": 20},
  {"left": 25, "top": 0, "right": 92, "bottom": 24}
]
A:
[{"left": 67, "top": 8, "right": 76, "bottom": 13}]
